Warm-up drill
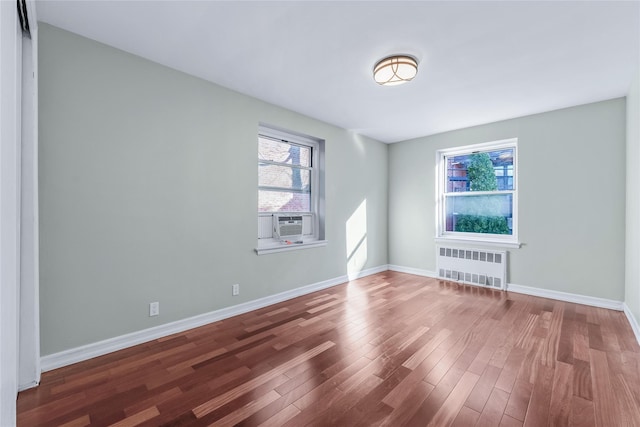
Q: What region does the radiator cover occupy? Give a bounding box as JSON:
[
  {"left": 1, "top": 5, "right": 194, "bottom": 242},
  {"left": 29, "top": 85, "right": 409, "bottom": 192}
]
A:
[{"left": 437, "top": 246, "right": 507, "bottom": 290}]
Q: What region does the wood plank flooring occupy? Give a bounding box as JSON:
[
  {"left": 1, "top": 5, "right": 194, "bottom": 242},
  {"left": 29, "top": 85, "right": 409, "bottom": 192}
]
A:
[{"left": 17, "top": 271, "right": 640, "bottom": 426}]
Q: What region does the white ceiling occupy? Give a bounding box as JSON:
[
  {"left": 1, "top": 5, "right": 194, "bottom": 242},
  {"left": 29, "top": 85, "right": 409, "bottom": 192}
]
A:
[{"left": 36, "top": 1, "right": 640, "bottom": 143}]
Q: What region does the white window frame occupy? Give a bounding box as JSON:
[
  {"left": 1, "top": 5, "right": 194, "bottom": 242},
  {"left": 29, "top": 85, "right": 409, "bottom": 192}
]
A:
[
  {"left": 435, "top": 138, "right": 520, "bottom": 249},
  {"left": 256, "top": 124, "right": 326, "bottom": 254}
]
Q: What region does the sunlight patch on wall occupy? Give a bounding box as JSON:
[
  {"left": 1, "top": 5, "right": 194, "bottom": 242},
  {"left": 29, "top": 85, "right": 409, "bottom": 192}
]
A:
[{"left": 346, "top": 199, "right": 368, "bottom": 279}]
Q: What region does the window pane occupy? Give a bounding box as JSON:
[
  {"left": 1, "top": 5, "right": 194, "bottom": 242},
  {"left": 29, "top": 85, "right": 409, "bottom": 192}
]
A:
[
  {"left": 258, "top": 137, "right": 311, "bottom": 167},
  {"left": 445, "top": 194, "right": 513, "bottom": 235},
  {"left": 259, "top": 163, "right": 310, "bottom": 191},
  {"left": 446, "top": 148, "right": 514, "bottom": 192},
  {"left": 259, "top": 190, "right": 310, "bottom": 212}
]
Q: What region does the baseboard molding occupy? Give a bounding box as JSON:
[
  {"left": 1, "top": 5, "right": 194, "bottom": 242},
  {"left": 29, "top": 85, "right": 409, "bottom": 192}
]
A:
[
  {"left": 18, "top": 380, "right": 39, "bottom": 392},
  {"left": 388, "top": 264, "right": 624, "bottom": 311},
  {"left": 387, "top": 264, "right": 438, "bottom": 278},
  {"left": 624, "top": 303, "right": 640, "bottom": 346},
  {"left": 38, "top": 264, "right": 632, "bottom": 372},
  {"left": 40, "top": 265, "right": 387, "bottom": 372},
  {"left": 348, "top": 264, "right": 389, "bottom": 280},
  {"left": 505, "top": 283, "right": 624, "bottom": 311}
]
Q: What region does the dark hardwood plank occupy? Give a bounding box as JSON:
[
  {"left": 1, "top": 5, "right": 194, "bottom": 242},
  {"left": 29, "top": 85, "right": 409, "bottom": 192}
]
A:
[
  {"left": 549, "top": 361, "right": 573, "bottom": 426},
  {"left": 475, "top": 387, "right": 510, "bottom": 427},
  {"left": 523, "top": 363, "right": 554, "bottom": 427},
  {"left": 504, "top": 379, "right": 533, "bottom": 422},
  {"left": 451, "top": 406, "right": 480, "bottom": 427},
  {"left": 426, "top": 370, "right": 480, "bottom": 426},
  {"left": 465, "top": 364, "right": 502, "bottom": 413},
  {"left": 500, "top": 414, "right": 524, "bottom": 427},
  {"left": 570, "top": 395, "right": 596, "bottom": 427}
]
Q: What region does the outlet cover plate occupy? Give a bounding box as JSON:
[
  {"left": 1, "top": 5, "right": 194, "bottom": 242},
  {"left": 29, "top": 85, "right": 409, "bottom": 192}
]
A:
[{"left": 149, "top": 302, "right": 159, "bottom": 316}]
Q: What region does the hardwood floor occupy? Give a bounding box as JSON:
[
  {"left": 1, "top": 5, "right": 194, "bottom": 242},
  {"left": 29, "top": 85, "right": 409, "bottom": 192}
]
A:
[{"left": 17, "top": 271, "right": 640, "bottom": 426}]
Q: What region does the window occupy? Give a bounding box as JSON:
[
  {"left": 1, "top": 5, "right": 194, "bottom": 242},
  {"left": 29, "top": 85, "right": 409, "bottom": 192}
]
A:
[
  {"left": 437, "top": 138, "right": 519, "bottom": 248},
  {"left": 258, "top": 136, "right": 313, "bottom": 213},
  {"left": 257, "top": 125, "right": 325, "bottom": 254}
]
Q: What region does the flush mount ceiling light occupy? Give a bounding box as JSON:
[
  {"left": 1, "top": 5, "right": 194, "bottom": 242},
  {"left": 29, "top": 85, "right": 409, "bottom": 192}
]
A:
[{"left": 373, "top": 55, "right": 418, "bottom": 86}]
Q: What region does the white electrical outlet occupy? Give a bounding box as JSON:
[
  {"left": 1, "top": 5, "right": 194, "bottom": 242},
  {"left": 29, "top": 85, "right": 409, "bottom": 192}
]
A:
[
  {"left": 149, "top": 301, "right": 159, "bottom": 316},
  {"left": 232, "top": 284, "right": 240, "bottom": 296}
]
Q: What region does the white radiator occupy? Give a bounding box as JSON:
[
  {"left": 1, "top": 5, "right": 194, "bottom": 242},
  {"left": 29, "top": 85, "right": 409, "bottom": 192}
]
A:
[{"left": 437, "top": 246, "right": 507, "bottom": 290}]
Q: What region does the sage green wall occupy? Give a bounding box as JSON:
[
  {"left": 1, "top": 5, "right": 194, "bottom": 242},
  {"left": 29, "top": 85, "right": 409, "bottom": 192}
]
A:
[
  {"left": 626, "top": 69, "right": 640, "bottom": 320},
  {"left": 389, "top": 99, "right": 626, "bottom": 301},
  {"left": 38, "top": 24, "right": 388, "bottom": 356}
]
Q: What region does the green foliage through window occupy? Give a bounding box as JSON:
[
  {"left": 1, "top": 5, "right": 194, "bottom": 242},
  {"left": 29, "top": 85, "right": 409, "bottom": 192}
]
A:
[
  {"left": 467, "top": 153, "right": 498, "bottom": 191},
  {"left": 442, "top": 144, "right": 516, "bottom": 237},
  {"left": 454, "top": 214, "right": 510, "bottom": 234},
  {"left": 455, "top": 153, "right": 506, "bottom": 234}
]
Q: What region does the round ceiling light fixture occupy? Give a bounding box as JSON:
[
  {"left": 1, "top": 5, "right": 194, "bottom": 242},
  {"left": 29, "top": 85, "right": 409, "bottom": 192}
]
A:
[{"left": 373, "top": 55, "right": 418, "bottom": 86}]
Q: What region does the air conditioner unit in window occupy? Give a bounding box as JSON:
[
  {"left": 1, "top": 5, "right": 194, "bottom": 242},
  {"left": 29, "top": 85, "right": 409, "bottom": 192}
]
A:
[{"left": 274, "top": 215, "right": 303, "bottom": 241}]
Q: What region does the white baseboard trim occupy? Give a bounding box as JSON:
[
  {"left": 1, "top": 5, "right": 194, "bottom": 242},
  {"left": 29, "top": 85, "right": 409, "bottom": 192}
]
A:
[
  {"left": 18, "top": 380, "right": 39, "bottom": 392},
  {"left": 624, "top": 303, "right": 640, "bottom": 346},
  {"left": 505, "top": 283, "right": 624, "bottom": 311},
  {"left": 388, "top": 264, "right": 624, "bottom": 311},
  {"left": 40, "top": 265, "right": 388, "bottom": 372},
  {"left": 347, "top": 264, "right": 389, "bottom": 280},
  {"left": 387, "top": 264, "right": 438, "bottom": 278},
  {"left": 39, "top": 264, "right": 632, "bottom": 372}
]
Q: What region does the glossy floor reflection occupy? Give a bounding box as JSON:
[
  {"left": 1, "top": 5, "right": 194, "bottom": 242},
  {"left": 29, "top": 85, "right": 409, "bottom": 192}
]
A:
[{"left": 17, "top": 271, "right": 640, "bottom": 426}]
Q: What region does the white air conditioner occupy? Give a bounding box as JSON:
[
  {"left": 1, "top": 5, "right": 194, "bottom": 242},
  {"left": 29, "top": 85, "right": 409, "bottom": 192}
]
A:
[{"left": 274, "top": 215, "right": 304, "bottom": 240}]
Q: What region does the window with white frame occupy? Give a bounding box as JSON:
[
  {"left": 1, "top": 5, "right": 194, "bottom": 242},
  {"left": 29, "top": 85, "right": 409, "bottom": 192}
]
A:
[
  {"left": 257, "top": 125, "right": 325, "bottom": 253},
  {"left": 437, "top": 138, "right": 518, "bottom": 247}
]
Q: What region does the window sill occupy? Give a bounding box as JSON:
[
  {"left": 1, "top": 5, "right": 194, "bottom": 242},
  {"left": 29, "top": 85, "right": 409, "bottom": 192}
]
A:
[
  {"left": 435, "top": 236, "right": 521, "bottom": 249},
  {"left": 255, "top": 240, "right": 328, "bottom": 255}
]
